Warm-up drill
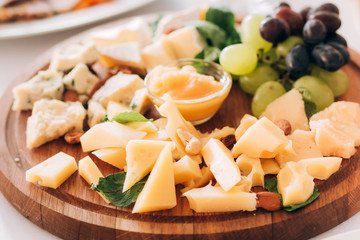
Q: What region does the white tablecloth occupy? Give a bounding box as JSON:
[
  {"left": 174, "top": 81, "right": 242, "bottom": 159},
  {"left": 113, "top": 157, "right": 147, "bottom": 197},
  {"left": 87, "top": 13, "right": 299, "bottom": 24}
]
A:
[{"left": 1, "top": 0, "right": 359, "bottom": 239}]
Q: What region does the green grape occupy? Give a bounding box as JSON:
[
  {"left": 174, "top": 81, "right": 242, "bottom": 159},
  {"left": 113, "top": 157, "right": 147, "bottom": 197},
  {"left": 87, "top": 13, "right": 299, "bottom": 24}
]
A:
[
  {"left": 251, "top": 81, "right": 286, "bottom": 118},
  {"left": 294, "top": 76, "right": 334, "bottom": 111},
  {"left": 311, "top": 65, "right": 349, "bottom": 97},
  {"left": 219, "top": 44, "right": 258, "bottom": 75},
  {"left": 276, "top": 36, "right": 304, "bottom": 57},
  {"left": 240, "top": 14, "right": 273, "bottom": 52},
  {"left": 262, "top": 48, "right": 278, "bottom": 62},
  {"left": 239, "top": 64, "right": 279, "bottom": 95}
]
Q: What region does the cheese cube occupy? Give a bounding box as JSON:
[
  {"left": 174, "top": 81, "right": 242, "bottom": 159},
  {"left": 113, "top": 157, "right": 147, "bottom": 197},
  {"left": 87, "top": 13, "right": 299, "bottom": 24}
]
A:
[
  {"left": 91, "top": 73, "right": 145, "bottom": 108},
  {"left": 183, "top": 183, "right": 257, "bottom": 212},
  {"left": 129, "top": 88, "right": 152, "bottom": 114},
  {"left": 99, "top": 42, "right": 144, "bottom": 70},
  {"left": 174, "top": 155, "right": 202, "bottom": 184},
  {"left": 232, "top": 117, "right": 290, "bottom": 158},
  {"left": 123, "top": 140, "right": 172, "bottom": 192},
  {"left": 92, "top": 147, "right": 126, "bottom": 169},
  {"left": 63, "top": 63, "right": 100, "bottom": 96},
  {"left": 80, "top": 121, "right": 146, "bottom": 152},
  {"left": 26, "top": 99, "right": 86, "bottom": 149},
  {"left": 132, "top": 144, "right": 176, "bottom": 213},
  {"left": 12, "top": 69, "right": 64, "bottom": 111},
  {"left": 165, "top": 26, "right": 206, "bottom": 59},
  {"left": 87, "top": 100, "right": 106, "bottom": 128},
  {"left": 202, "top": 138, "right": 241, "bottom": 192},
  {"left": 276, "top": 130, "right": 323, "bottom": 168},
  {"left": 49, "top": 41, "right": 99, "bottom": 71},
  {"left": 106, "top": 101, "right": 131, "bottom": 120},
  {"left": 26, "top": 152, "right": 77, "bottom": 189},
  {"left": 260, "top": 89, "right": 310, "bottom": 133},
  {"left": 200, "top": 126, "right": 235, "bottom": 146},
  {"left": 260, "top": 159, "right": 280, "bottom": 175},
  {"left": 234, "top": 114, "right": 257, "bottom": 141},
  {"left": 141, "top": 36, "right": 176, "bottom": 70},
  {"left": 277, "top": 162, "right": 314, "bottom": 206},
  {"left": 298, "top": 157, "right": 342, "bottom": 180},
  {"left": 236, "top": 155, "right": 264, "bottom": 187}
]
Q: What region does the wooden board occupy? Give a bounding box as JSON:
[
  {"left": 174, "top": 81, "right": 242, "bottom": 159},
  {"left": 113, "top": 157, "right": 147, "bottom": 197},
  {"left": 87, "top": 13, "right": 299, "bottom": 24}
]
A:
[{"left": 1, "top": 15, "right": 360, "bottom": 240}]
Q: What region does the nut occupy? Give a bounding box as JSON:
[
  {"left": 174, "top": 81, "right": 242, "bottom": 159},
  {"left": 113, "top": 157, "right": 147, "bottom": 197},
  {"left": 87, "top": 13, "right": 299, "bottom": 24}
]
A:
[
  {"left": 220, "top": 134, "right": 236, "bottom": 150},
  {"left": 63, "top": 90, "right": 79, "bottom": 102},
  {"left": 274, "top": 119, "right": 292, "bottom": 135},
  {"left": 256, "top": 191, "right": 282, "bottom": 211},
  {"left": 176, "top": 128, "right": 201, "bottom": 155},
  {"left": 64, "top": 132, "right": 83, "bottom": 144}
]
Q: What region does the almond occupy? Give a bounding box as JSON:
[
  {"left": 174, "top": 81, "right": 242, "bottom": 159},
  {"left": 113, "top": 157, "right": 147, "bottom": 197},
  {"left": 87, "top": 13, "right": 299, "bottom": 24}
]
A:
[
  {"left": 220, "top": 134, "right": 236, "bottom": 150},
  {"left": 64, "top": 132, "right": 83, "bottom": 144},
  {"left": 256, "top": 191, "right": 282, "bottom": 211},
  {"left": 63, "top": 90, "right": 79, "bottom": 102},
  {"left": 274, "top": 119, "right": 292, "bottom": 135}
]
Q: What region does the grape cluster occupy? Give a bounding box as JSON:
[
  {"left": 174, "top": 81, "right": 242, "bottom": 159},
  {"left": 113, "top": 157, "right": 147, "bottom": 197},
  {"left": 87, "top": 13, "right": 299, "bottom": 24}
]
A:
[{"left": 219, "top": 2, "right": 350, "bottom": 118}]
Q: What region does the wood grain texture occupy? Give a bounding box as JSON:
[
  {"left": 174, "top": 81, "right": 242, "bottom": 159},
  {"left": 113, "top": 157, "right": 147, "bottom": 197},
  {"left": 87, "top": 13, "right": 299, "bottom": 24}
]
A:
[{"left": 1, "top": 15, "right": 360, "bottom": 240}]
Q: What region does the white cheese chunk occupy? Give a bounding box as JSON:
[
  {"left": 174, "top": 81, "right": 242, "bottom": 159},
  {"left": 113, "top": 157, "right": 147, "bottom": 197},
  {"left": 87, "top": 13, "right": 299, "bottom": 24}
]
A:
[
  {"left": 87, "top": 100, "right": 106, "bottom": 128},
  {"left": 129, "top": 88, "right": 152, "bottom": 114},
  {"left": 106, "top": 101, "right": 131, "bottom": 120},
  {"left": 26, "top": 99, "right": 86, "bottom": 149},
  {"left": 63, "top": 63, "right": 99, "bottom": 96},
  {"left": 26, "top": 152, "right": 77, "bottom": 189},
  {"left": 12, "top": 69, "right": 64, "bottom": 111},
  {"left": 298, "top": 157, "right": 342, "bottom": 180},
  {"left": 91, "top": 73, "right": 145, "bottom": 108},
  {"left": 236, "top": 155, "right": 264, "bottom": 187},
  {"left": 49, "top": 41, "right": 99, "bottom": 71},
  {"left": 141, "top": 36, "right": 176, "bottom": 70}
]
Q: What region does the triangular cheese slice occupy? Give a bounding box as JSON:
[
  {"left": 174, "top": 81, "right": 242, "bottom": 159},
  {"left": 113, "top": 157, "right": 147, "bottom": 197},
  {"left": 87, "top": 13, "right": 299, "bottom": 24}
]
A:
[
  {"left": 132, "top": 144, "right": 176, "bottom": 213},
  {"left": 123, "top": 140, "right": 171, "bottom": 192}
]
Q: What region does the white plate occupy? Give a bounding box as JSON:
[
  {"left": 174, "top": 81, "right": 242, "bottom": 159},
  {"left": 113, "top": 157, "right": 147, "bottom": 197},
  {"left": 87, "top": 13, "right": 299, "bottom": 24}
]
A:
[{"left": 0, "top": 0, "right": 154, "bottom": 39}]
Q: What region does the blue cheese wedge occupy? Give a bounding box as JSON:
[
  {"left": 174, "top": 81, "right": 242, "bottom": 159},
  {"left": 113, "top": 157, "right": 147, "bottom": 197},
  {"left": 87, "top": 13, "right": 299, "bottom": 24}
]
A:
[
  {"left": 63, "top": 63, "right": 100, "bottom": 96},
  {"left": 26, "top": 99, "right": 86, "bottom": 149},
  {"left": 91, "top": 73, "right": 145, "bottom": 108},
  {"left": 129, "top": 88, "right": 152, "bottom": 114},
  {"left": 12, "top": 69, "right": 64, "bottom": 111},
  {"left": 87, "top": 100, "right": 106, "bottom": 128},
  {"left": 49, "top": 41, "right": 99, "bottom": 71}
]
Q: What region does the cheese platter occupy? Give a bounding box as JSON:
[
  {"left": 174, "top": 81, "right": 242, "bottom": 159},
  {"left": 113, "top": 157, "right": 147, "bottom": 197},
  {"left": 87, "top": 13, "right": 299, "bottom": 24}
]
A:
[{"left": 1, "top": 3, "right": 360, "bottom": 239}]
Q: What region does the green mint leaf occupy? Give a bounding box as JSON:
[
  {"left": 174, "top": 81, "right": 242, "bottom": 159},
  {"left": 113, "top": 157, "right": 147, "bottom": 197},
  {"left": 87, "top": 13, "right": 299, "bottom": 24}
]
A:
[
  {"left": 196, "top": 46, "right": 221, "bottom": 62},
  {"left": 187, "top": 20, "right": 226, "bottom": 49},
  {"left": 91, "top": 172, "right": 148, "bottom": 207},
  {"left": 297, "top": 87, "right": 317, "bottom": 119},
  {"left": 152, "top": 14, "right": 164, "bottom": 35},
  {"left": 264, "top": 177, "right": 320, "bottom": 212},
  {"left": 102, "top": 114, "right": 110, "bottom": 122},
  {"left": 111, "top": 111, "right": 151, "bottom": 124}
]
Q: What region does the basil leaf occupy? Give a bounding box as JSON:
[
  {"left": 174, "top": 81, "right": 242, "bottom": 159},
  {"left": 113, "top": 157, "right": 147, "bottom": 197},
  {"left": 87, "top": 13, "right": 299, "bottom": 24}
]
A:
[
  {"left": 188, "top": 20, "right": 226, "bottom": 49},
  {"left": 196, "top": 46, "right": 221, "bottom": 62},
  {"left": 111, "top": 111, "right": 151, "bottom": 124},
  {"left": 91, "top": 172, "right": 148, "bottom": 207}
]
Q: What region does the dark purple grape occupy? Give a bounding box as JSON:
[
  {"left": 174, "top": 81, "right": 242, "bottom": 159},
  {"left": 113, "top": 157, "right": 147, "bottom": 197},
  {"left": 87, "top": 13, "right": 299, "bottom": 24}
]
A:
[
  {"left": 309, "top": 11, "right": 341, "bottom": 33},
  {"left": 286, "top": 44, "right": 310, "bottom": 80},
  {"left": 279, "top": 2, "right": 291, "bottom": 8},
  {"left": 326, "top": 41, "right": 350, "bottom": 64},
  {"left": 326, "top": 33, "right": 347, "bottom": 47},
  {"left": 312, "top": 44, "right": 344, "bottom": 71},
  {"left": 313, "top": 3, "right": 339, "bottom": 15},
  {"left": 274, "top": 6, "right": 304, "bottom": 35},
  {"left": 259, "top": 17, "right": 290, "bottom": 43},
  {"left": 300, "top": 7, "right": 311, "bottom": 21},
  {"left": 303, "top": 19, "right": 327, "bottom": 44}
]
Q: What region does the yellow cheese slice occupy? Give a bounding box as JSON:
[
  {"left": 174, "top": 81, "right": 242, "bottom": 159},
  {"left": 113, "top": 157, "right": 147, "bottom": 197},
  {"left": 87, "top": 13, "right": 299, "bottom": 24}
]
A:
[
  {"left": 26, "top": 152, "right": 77, "bottom": 189},
  {"left": 298, "top": 157, "right": 342, "bottom": 180},
  {"left": 123, "top": 140, "right": 172, "bottom": 192},
  {"left": 183, "top": 183, "right": 257, "bottom": 212},
  {"left": 132, "top": 144, "right": 176, "bottom": 213},
  {"left": 106, "top": 101, "right": 131, "bottom": 120},
  {"left": 174, "top": 155, "right": 202, "bottom": 185},
  {"left": 234, "top": 114, "right": 257, "bottom": 141},
  {"left": 92, "top": 147, "right": 126, "bottom": 169},
  {"left": 260, "top": 158, "right": 280, "bottom": 175},
  {"left": 80, "top": 121, "right": 146, "bottom": 152},
  {"left": 202, "top": 138, "right": 241, "bottom": 192},
  {"left": 236, "top": 155, "right": 265, "bottom": 187},
  {"left": 125, "top": 121, "right": 158, "bottom": 134},
  {"left": 199, "top": 126, "right": 235, "bottom": 146}
]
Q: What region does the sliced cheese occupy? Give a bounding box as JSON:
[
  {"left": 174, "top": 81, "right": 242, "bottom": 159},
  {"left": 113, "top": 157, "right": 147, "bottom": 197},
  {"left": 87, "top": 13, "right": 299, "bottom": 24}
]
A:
[
  {"left": 132, "top": 144, "right": 176, "bottom": 213},
  {"left": 234, "top": 114, "right": 257, "bottom": 141},
  {"left": 125, "top": 121, "right": 158, "bottom": 134},
  {"left": 92, "top": 147, "right": 126, "bottom": 169},
  {"left": 260, "top": 158, "right": 280, "bottom": 175},
  {"left": 298, "top": 157, "right": 342, "bottom": 180},
  {"left": 26, "top": 152, "right": 77, "bottom": 189},
  {"left": 87, "top": 100, "right": 106, "bottom": 128},
  {"left": 200, "top": 126, "right": 235, "bottom": 146},
  {"left": 174, "top": 155, "right": 202, "bottom": 185},
  {"left": 202, "top": 138, "right": 241, "bottom": 192},
  {"left": 129, "top": 88, "right": 152, "bottom": 114},
  {"left": 106, "top": 101, "right": 131, "bottom": 120},
  {"left": 236, "top": 155, "right": 264, "bottom": 187},
  {"left": 141, "top": 36, "right": 176, "bottom": 70}
]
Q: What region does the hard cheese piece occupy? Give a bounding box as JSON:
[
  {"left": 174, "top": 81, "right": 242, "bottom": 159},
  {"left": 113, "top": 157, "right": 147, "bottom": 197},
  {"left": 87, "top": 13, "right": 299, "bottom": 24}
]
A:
[
  {"left": 200, "top": 126, "right": 235, "bottom": 146},
  {"left": 236, "top": 155, "right": 265, "bottom": 187},
  {"left": 275, "top": 130, "right": 323, "bottom": 168},
  {"left": 234, "top": 114, "right": 257, "bottom": 141},
  {"left": 202, "top": 138, "right": 241, "bottom": 192},
  {"left": 91, "top": 73, "right": 145, "bottom": 107},
  {"left": 87, "top": 100, "right": 106, "bottom": 128},
  {"left": 232, "top": 117, "right": 291, "bottom": 158},
  {"left": 165, "top": 26, "right": 206, "bottom": 59},
  {"left": 260, "top": 89, "right": 310, "bottom": 132},
  {"left": 132, "top": 144, "right": 176, "bottom": 213},
  {"left": 63, "top": 63, "right": 99, "bottom": 96},
  {"left": 12, "top": 69, "right": 63, "bottom": 111},
  {"left": 123, "top": 140, "right": 172, "bottom": 192},
  {"left": 125, "top": 121, "right": 158, "bottom": 134},
  {"left": 129, "top": 88, "right": 152, "bottom": 114},
  {"left": 141, "top": 36, "right": 176, "bottom": 70},
  {"left": 26, "top": 152, "right": 77, "bottom": 189},
  {"left": 106, "top": 101, "right": 131, "bottom": 120},
  {"left": 298, "top": 157, "right": 342, "bottom": 180},
  {"left": 277, "top": 162, "right": 314, "bottom": 206},
  {"left": 80, "top": 121, "right": 146, "bottom": 152},
  {"left": 174, "top": 155, "right": 202, "bottom": 185},
  {"left": 92, "top": 147, "right": 126, "bottom": 169},
  {"left": 183, "top": 183, "right": 257, "bottom": 212},
  {"left": 260, "top": 158, "right": 280, "bottom": 175},
  {"left": 49, "top": 41, "right": 99, "bottom": 71},
  {"left": 26, "top": 99, "right": 86, "bottom": 149},
  {"left": 99, "top": 41, "right": 145, "bottom": 70}
]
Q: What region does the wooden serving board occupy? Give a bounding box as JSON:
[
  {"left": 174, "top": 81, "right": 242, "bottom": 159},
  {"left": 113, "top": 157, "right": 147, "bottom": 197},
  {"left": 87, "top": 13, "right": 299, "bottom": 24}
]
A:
[{"left": 1, "top": 15, "right": 360, "bottom": 240}]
